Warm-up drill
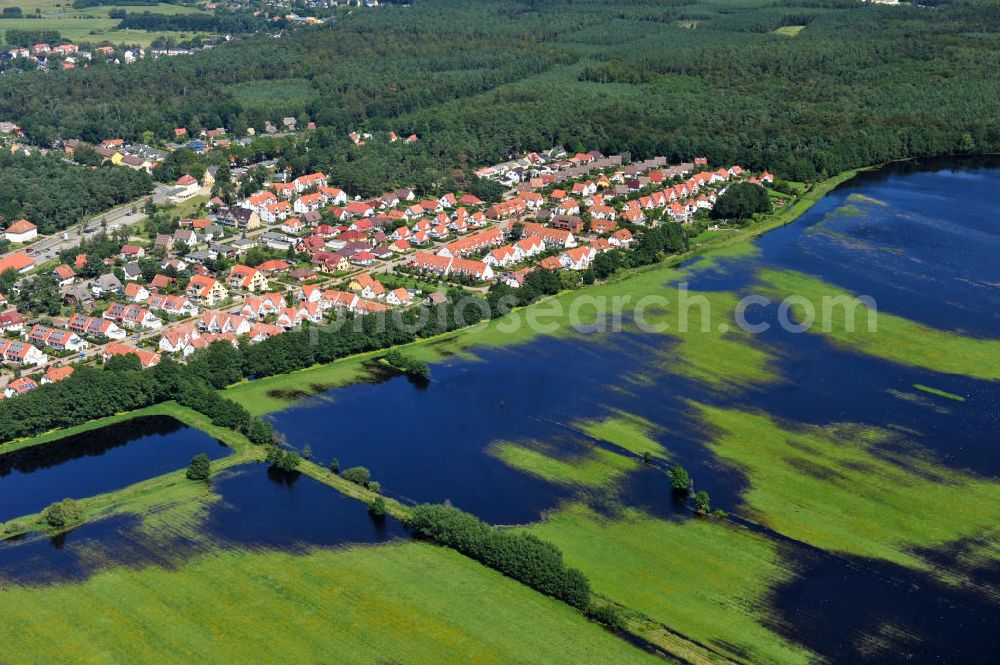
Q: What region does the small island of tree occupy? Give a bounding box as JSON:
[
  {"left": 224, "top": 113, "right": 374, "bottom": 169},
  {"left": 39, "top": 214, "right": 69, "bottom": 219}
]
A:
[{"left": 185, "top": 453, "right": 212, "bottom": 481}]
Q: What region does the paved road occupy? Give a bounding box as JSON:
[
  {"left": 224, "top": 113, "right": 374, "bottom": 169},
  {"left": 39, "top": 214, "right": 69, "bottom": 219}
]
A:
[{"left": 3, "top": 183, "right": 174, "bottom": 265}]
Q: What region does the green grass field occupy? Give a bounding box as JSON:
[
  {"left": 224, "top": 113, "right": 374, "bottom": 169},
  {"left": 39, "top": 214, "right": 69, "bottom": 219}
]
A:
[
  {"left": 528, "top": 504, "right": 815, "bottom": 665},
  {"left": 490, "top": 431, "right": 813, "bottom": 663},
  {"left": 0, "top": 1, "right": 211, "bottom": 47},
  {"left": 578, "top": 411, "right": 667, "bottom": 459},
  {"left": 0, "top": 541, "right": 660, "bottom": 665},
  {"left": 774, "top": 25, "right": 804, "bottom": 37}
]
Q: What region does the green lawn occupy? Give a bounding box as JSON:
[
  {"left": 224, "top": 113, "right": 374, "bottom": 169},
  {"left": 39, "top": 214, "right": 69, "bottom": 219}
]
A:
[{"left": 0, "top": 541, "right": 660, "bottom": 665}]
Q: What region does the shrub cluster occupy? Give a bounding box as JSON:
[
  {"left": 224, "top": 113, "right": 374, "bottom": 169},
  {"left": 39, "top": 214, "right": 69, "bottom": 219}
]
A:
[{"left": 407, "top": 504, "right": 591, "bottom": 610}]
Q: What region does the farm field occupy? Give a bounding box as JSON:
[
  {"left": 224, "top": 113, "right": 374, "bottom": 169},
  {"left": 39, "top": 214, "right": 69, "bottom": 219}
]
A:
[
  {"left": 0, "top": 538, "right": 659, "bottom": 664},
  {"left": 0, "top": 1, "right": 211, "bottom": 46}
]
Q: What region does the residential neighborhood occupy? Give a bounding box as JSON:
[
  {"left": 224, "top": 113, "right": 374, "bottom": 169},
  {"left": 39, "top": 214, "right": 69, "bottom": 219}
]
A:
[{"left": 0, "top": 143, "right": 775, "bottom": 398}]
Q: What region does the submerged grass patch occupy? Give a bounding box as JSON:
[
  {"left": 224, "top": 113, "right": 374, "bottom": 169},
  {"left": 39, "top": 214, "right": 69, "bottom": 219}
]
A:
[
  {"left": 489, "top": 439, "right": 637, "bottom": 489},
  {"left": 0, "top": 542, "right": 659, "bottom": 665},
  {"left": 761, "top": 270, "right": 1000, "bottom": 380},
  {"left": 913, "top": 384, "right": 966, "bottom": 402},
  {"left": 578, "top": 411, "right": 667, "bottom": 459},
  {"left": 696, "top": 403, "right": 1000, "bottom": 587},
  {"left": 528, "top": 504, "right": 814, "bottom": 665}
]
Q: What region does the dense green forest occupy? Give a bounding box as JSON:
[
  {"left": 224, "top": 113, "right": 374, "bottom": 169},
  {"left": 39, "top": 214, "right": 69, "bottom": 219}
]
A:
[
  {"left": 0, "top": 152, "right": 153, "bottom": 233},
  {"left": 0, "top": 0, "right": 998, "bottom": 192}
]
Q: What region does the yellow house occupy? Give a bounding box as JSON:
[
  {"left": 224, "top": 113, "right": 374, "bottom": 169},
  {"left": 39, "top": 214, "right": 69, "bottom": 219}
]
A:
[
  {"left": 227, "top": 265, "right": 269, "bottom": 293},
  {"left": 187, "top": 275, "right": 229, "bottom": 307},
  {"left": 326, "top": 255, "right": 351, "bottom": 273}
]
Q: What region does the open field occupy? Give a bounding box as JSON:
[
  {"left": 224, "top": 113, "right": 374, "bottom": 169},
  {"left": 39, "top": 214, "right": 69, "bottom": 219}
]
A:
[
  {"left": 0, "top": 1, "right": 210, "bottom": 47},
  {"left": 774, "top": 25, "right": 804, "bottom": 37},
  {"left": 0, "top": 18, "right": 208, "bottom": 46},
  {"left": 0, "top": 540, "right": 661, "bottom": 665},
  {"left": 528, "top": 504, "right": 814, "bottom": 665},
  {"left": 489, "top": 430, "right": 811, "bottom": 663},
  {"left": 578, "top": 412, "right": 667, "bottom": 459}
]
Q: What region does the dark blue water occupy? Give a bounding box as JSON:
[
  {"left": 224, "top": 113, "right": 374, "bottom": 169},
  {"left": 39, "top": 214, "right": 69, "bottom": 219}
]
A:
[
  {"left": 0, "top": 416, "right": 230, "bottom": 524},
  {"left": 0, "top": 464, "right": 405, "bottom": 587}
]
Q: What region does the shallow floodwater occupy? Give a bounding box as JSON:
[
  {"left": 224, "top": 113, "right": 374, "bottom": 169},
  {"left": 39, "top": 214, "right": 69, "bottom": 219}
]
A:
[
  {"left": 265, "top": 158, "right": 1000, "bottom": 663},
  {"left": 0, "top": 159, "right": 996, "bottom": 663},
  {"left": 0, "top": 464, "right": 405, "bottom": 586},
  {"left": 0, "top": 416, "right": 230, "bottom": 524}
]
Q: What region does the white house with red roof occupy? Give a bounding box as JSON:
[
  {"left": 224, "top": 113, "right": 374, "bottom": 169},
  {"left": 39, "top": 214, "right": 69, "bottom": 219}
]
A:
[
  {"left": 4, "top": 376, "right": 38, "bottom": 398},
  {"left": 4, "top": 219, "right": 37, "bottom": 244}
]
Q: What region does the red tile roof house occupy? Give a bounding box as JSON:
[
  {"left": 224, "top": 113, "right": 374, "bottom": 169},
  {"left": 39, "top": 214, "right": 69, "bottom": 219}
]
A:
[
  {"left": 386, "top": 288, "right": 413, "bottom": 306},
  {"left": 355, "top": 274, "right": 386, "bottom": 300},
  {"left": 0, "top": 309, "right": 24, "bottom": 333},
  {"left": 4, "top": 218, "right": 38, "bottom": 244},
  {"left": 103, "top": 303, "right": 162, "bottom": 330},
  {"left": 521, "top": 222, "right": 577, "bottom": 248},
  {"left": 256, "top": 259, "right": 291, "bottom": 274},
  {"left": 436, "top": 228, "right": 504, "bottom": 258},
  {"left": 4, "top": 376, "right": 39, "bottom": 398},
  {"left": 53, "top": 264, "right": 76, "bottom": 286},
  {"left": 147, "top": 292, "right": 199, "bottom": 317},
  {"left": 0, "top": 339, "right": 47, "bottom": 365},
  {"left": 293, "top": 172, "right": 327, "bottom": 193},
  {"left": 42, "top": 365, "right": 75, "bottom": 384},
  {"left": 559, "top": 246, "right": 597, "bottom": 271},
  {"left": 241, "top": 292, "right": 285, "bottom": 319},
  {"left": 120, "top": 244, "right": 145, "bottom": 259},
  {"left": 103, "top": 342, "right": 160, "bottom": 368},
  {"left": 28, "top": 324, "right": 89, "bottom": 351},
  {"left": 0, "top": 252, "right": 36, "bottom": 274}
]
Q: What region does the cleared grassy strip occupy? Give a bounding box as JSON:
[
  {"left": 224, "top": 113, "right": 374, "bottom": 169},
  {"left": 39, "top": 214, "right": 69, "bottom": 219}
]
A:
[
  {"left": 0, "top": 541, "right": 662, "bottom": 665},
  {"left": 913, "top": 383, "right": 966, "bottom": 402},
  {"left": 696, "top": 402, "right": 1000, "bottom": 585},
  {"left": 490, "top": 440, "right": 638, "bottom": 489},
  {"left": 578, "top": 411, "right": 667, "bottom": 458},
  {"left": 774, "top": 25, "right": 804, "bottom": 36},
  {"left": 761, "top": 270, "right": 1000, "bottom": 380},
  {"left": 528, "top": 504, "right": 815, "bottom": 665}
]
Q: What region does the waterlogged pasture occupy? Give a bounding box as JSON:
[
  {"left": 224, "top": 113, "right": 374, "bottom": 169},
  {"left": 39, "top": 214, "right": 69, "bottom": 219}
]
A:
[
  {"left": 0, "top": 416, "right": 229, "bottom": 525},
  {"left": 258, "top": 159, "right": 1000, "bottom": 663},
  {"left": 0, "top": 467, "right": 654, "bottom": 665},
  {"left": 1, "top": 161, "right": 998, "bottom": 664}
]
